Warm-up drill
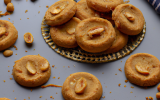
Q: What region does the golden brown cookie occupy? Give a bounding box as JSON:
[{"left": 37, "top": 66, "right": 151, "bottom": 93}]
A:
[
  {"left": 75, "top": 0, "right": 100, "bottom": 20},
  {"left": 75, "top": 17, "right": 116, "bottom": 53},
  {"left": 50, "top": 17, "right": 81, "bottom": 48},
  {"left": 125, "top": 53, "right": 160, "bottom": 86},
  {"left": 44, "top": 0, "right": 76, "bottom": 26},
  {"left": 86, "top": 0, "right": 124, "bottom": 12},
  {"left": 13, "top": 55, "right": 51, "bottom": 87},
  {"left": 0, "top": 20, "right": 18, "bottom": 51},
  {"left": 62, "top": 72, "right": 103, "bottom": 100},
  {"left": 112, "top": 4, "right": 145, "bottom": 35},
  {"left": 0, "top": 98, "right": 10, "bottom": 100},
  {"left": 105, "top": 27, "right": 128, "bottom": 53}
]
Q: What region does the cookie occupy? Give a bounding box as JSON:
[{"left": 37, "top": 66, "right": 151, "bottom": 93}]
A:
[
  {"left": 0, "top": 98, "right": 10, "bottom": 100},
  {"left": 50, "top": 17, "right": 81, "bottom": 48},
  {"left": 75, "top": 17, "right": 116, "bottom": 53},
  {"left": 44, "top": 0, "right": 76, "bottom": 26},
  {"left": 0, "top": 20, "right": 18, "bottom": 51},
  {"left": 125, "top": 53, "right": 160, "bottom": 86},
  {"left": 86, "top": 0, "right": 124, "bottom": 12},
  {"left": 62, "top": 72, "right": 103, "bottom": 100},
  {"left": 105, "top": 27, "right": 128, "bottom": 53},
  {"left": 112, "top": 4, "right": 145, "bottom": 35},
  {"left": 75, "top": 0, "right": 100, "bottom": 20},
  {"left": 13, "top": 55, "right": 51, "bottom": 87}
]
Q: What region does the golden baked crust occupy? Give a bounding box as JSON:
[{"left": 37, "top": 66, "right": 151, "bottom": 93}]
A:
[
  {"left": 44, "top": 0, "right": 76, "bottom": 26},
  {"left": 125, "top": 53, "right": 160, "bottom": 86},
  {"left": 86, "top": 0, "right": 124, "bottom": 12},
  {"left": 13, "top": 55, "right": 51, "bottom": 87},
  {"left": 0, "top": 20, "right": 18, "bottom": 51},
  {"left": 112, "top": 4, "right": 145, "bottom": 35},
  {"left": 62, "top": 72, "right": 103, "bottom": 100},
  {"left": 105, "top": 27, "right": 128, "bottom": 53},
  {"left": 0, "top": 98, "right": 10, "bottom": 100},
  {"left": 75, "top": 17, "right": 116, "bottom": 53},
  {"left": 75, "top": 0, "right": 100, "bottom": 20},
  {"left": 50, "top": 17, "right": 81, "bottom": 48}
]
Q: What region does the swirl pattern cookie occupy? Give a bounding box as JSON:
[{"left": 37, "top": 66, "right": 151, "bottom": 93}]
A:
[
  {"left": 0, "top": 20, "right": 18, "bottom": 51},
  {"left": 44, "top": 0, "right": 76, "bottom": 26},
  {"left": 112, "top": 4, "right": 145, "bottom": 35},
  {"left": 62, "top": 72, "right": 102, "bottom": 100},
  {"left": 50, "top": 17, "right": 81, "bottom": 48},
  {"left": 75, "top": 0, "right": 100, "bottom": 20},
  {"left": 13, "top": 55, "right": 51, "bottom": 87},
  {"left": 125, "top": 53, "right": 160, "bottom": 86},
  {"left": 86, "top": 0, "right": 124, "bottom": 12},
  {"left": 75, "top": 17, "right": 116, "bottom": 53}
]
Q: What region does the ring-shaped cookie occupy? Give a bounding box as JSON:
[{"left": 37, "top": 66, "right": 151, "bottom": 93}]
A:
[
  {"left": 75, "top": 0, "right": 100, "bottom": 20},
  {"left": 86, "top": 0, "right": 124, "bottom": 12},
  {"left": 44, "top": 0, "right": 76, "bottom": 26},
  {"left": 62, "top": 72, "right": 103, "bottom": 100},
  {"left": 112, "top": 4, "right": 145, "bottom": 35},
  {"left": 0, "top": 20, "right": 18, "bottom": 51},
  {"left": 50, "top": 17, "right": 81, "bottom": 48},
  {"left": 75, "top": 17, "right": 116, "bottom": 53},
  {"left": 125, "top": 53, "right": 160, "bottom": 86},
  {"left": 105, "top": 27, "right": 128, "bottom": 53},
  {"left": 13, "top": 55, "right": 51, "bottom": 87}
]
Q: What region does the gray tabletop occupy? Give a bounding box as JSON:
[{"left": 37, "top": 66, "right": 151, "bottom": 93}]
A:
[{"left": 0, "top": 0, "right": 160, "bottom": 100}]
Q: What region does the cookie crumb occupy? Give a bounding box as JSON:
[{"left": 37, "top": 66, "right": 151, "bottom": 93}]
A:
[
  {"left": 27, "top": 18, "right": 29, "bottom": 19},
  {"left": 13, "top": 90, "right": 14, "bottom": 92},
  {"left": 118, "top": 68, "right": 122, "bottom": 72},
  {"left": 102, "top": 72, "right": 104, "bottom": 74},
  {"left": 102, "top": 96, "right": 105, "bottom": 98},
  {"left": 28, "top": 97, "right": 30, "bottom": 99},
  {"left": 131, "top": 86, "right": 134, "bottom": 88},
  {"left": 25, "top": 50, "right": 27, "bottom": 52},
  {"left": 15, "top": 54, "right": 17, "bottom": 55},
  {"left": 46, "top": 5, "right": 49, "bottom": 8},
  {"left": 8, "top": 66, "right": 9, "bottom": 67},
  {"left": 68, "top": 66, "right": 70, "bottom": 68},
  {"left": 38, "top": 11, "right": 40, "bottom": 14},
  {"left": 130, "top": 91, "right": 133, "bottom": 93},
  {"left": 26, "top": 0, "right": 28, "bottom": 2},
  {"left": 73, "top": 65, "right": 75, "bottom": 67},
  {"left": 8, "top": 70, "right": 10, "bottom": 72},
  {"left": 39, "top": 96, "right": 42, "bottom": 98},
  {"left": 20, "top": 18, "right": 21, "bottom": 20},
  {"left": 25, "top": 10, "right": 28, "bottom": 13},
  {"left": 105, "top": 86, "right": 107, "bottom": 88},
  {"left": 8, "top": 18, "right": 10, "bottom": 20},
  {"left": 115, "top": 73, "right": 117, "bottom": 75},
  {"left": 52, "top": 65, "right": 55, "bottom": 67},
  {"left": 58, "top": 77, "right": 60, "bottom": 79},
  {"left": 53, "top": 76, "right": 56, "bottom": 79},
  {"left": 50, "top": 96, "right": 52, "bottom": 98},
  {"left": 14, "top": 97, "right": 16, "bottom": 100},
  {"left": 56, "top": 92, "right": 58, "bottom": 94},
  {"left": 63, "top": 66, "right": 65, "bottom": 68},
  {"left": 121, "top": 61, "right": 122, "bottom": 62},
  {"left": 118, "top": 83, "right": 121, "bottom": 87},
  {"left": 110, "top": 91, "right": 111, "bottom": 93},
  {"left": 125, "top": 80, "right": 128, "bottom": 83},
  {"left": 124, "top": 85, "right": 126, "bottom": 87},
  {"left": 3, "top": 80, "right": 5, "bottom": 82},
  {"left": 149, "top": 96, "right": 153, "bottom": 100},
  {"left": 13, "top": 45, "right": 18, "bottom": 50},
  {"left": 10, "top": 78, "right": 12, "bottom": 80}
]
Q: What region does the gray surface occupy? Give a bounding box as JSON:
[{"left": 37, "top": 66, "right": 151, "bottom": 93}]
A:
[{"left": 0, "top": 0, "right": 160, "bottom": 100}]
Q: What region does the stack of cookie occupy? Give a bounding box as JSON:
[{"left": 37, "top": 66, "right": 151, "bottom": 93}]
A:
[{"left": 44, "top": 0, "right": 145, "bottom": 53}]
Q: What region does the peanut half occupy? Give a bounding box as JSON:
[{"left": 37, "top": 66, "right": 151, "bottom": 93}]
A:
[
  {"left": 135, "top": 62, "right": 149, "bottom": 75},
  {"left": 124, "top": 12, "right": 135, "bottom": 21},
  {"left": 24, "top": 32, "right": 34, "bottom": 43},
  {"left": 157, "top": 84, "right": 160, "bottom": 92},
  {"left": 75, "top": 77, "right": 87, "bottom": 94},
  {"left": 0, "top": 27, "right": 7, "bottom": 36},
  {"left": 88, "top": 26, "right": 104, "bottom": 38},
  {"left": 66, "top": 28, "right": 75, "bottom": 35},
  {"left": 3, "top": 50, "right": 13, "bottom": 57},
  {"left": 40, "top": 61, "right": 49, "bottom": 71},
  {"left": 50, "top": 4, "right": 68, "bottom": 15},
  {"left": 26, "top": 61, "right": 36, "bottom": 75},
  {"left": 156, "top": 92, "right": 160, "bottom": 98}
]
